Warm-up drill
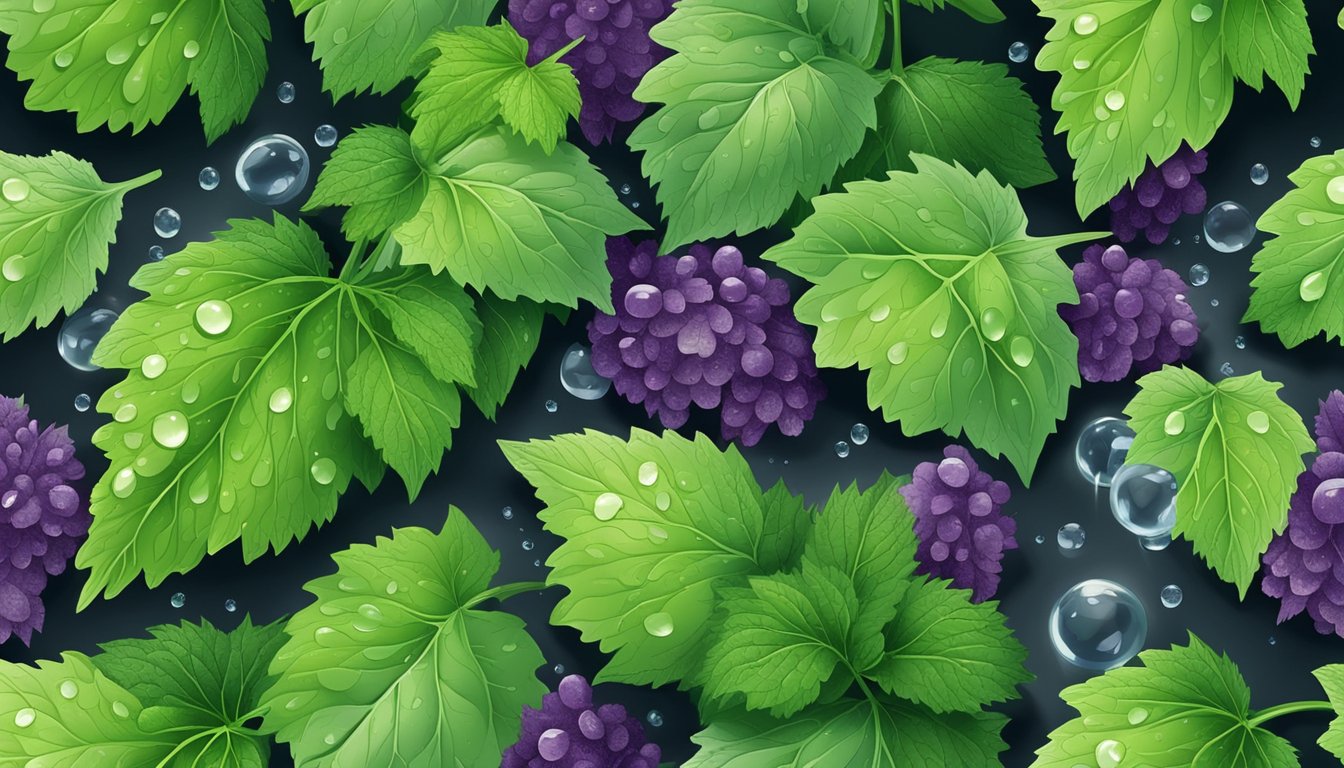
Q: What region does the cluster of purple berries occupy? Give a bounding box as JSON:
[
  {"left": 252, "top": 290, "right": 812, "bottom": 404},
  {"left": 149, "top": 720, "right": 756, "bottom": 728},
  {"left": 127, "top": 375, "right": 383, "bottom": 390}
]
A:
[
  {"left": 588, "top": 237, "right": 825, "bottom": 446},
  {"left": 0, "top": 396, "right": 88, "bottom": 645},
  {"left": 509, "top": 0, "right": 671, "bottom": 145},
  {"left": 1109, "top": 144, "right": 1208, "bottom": 244},
  {"left": 899, "top": 445, "right": 1017, "bottom": 603},
  {"left": 1060, "top": 244, "right": 1200, "bottom": 383},
  {"left": 1262, "top": 390, "right": 1344, "bottom": 638},
  {"left": 502, "top": 674, "right": 661, "bottom": 768}
]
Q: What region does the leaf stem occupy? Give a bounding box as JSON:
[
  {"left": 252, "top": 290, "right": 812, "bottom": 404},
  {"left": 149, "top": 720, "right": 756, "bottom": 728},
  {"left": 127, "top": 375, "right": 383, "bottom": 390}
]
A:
[
  {"left": 339, "top": 238, "right": 368, "bottom": 281},
  {"left": 889, "top": 3, "right": 902, "bottom": 74},
  {"left": 468, "top": 580, "right": 550, "bottom": 608},
  {"left": 1246, "top": 699, "right": 1334, "bottom": 728},
  {"left": 118, "top": 168, "right": 163, "bottom": 191}
]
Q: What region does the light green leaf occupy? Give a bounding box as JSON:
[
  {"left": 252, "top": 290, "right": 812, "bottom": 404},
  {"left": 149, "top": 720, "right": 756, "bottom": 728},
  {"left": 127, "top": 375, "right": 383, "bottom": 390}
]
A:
[
  {"left": 630, "top": 0, "right": 882, "bottom": 248},
  {"left": 904, "top": 0, "right": 1006, "bottom": 23},
  {"left": 1034, "top": 0, "right": 1233, "bottom": 216},
  {"left": 801, "top": 0, "right": 883, "bottom": 57},
  {"left": 305, "top": 126, "right": 428, "bottom": 243},
  {"left": 868, "top": 577, "right": 1030, "bottom": 713},
  {"left": 1223, "top": 0, "right": 1312, "bottom": 108},
  {"left": 870, "top": 57, "right": 1054, "bottom": 188},
  {"left": 0, "top": 152, "right": 158, "bottom": 342},
  {"left": 501, "top": 429, "right": 802, "bottom": 687},
  {"left": 290, "top": 0, "right": 494, "bottom": 98},
  {"left": 464, "top": 293, "right": 547, "bottom": 420},
  {"left": 0, "top": 0, "right": 269, "bottom": 141},
  {"left": 412, "top": 23, "right": 581, "bottom": 154},
  {"left": 763, "top": 154, "right": 1094, "bottom": 483},
  {"left": 394, "top": 125, "right": 647, "bottom": 310},
  {"left": 1244, "top": 151, "right": 1344, "bottom": 347},
  {"left": 1123, "top": 367, "right": 1313, "bottom": 596},
  {"left": 1033, "top": 634, "right": 1299, "bottom": 767},
  {"left": 1315, "top": 664, "right": 1344, "bottom": 761},
  {"left": 261, "top": 510, "right": 547, "bottom": 768},
  {"left": 686, "top": 696, "right": 1008, "bottom": 768}
]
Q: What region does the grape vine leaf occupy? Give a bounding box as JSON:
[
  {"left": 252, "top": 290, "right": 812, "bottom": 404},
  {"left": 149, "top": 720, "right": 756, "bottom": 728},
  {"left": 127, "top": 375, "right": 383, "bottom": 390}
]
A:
[
  {"left": 260, "top": 509, "right": 547, "bottom": 768},
  {"left": 629, "top": 0, "right": 883, "bottom": 249},
  {"left": 0, "top": 619, "right": 282, "bottom": 767},
  {"left": 0, "top": 0, "right": 270, "bottom": 141},
  {"left": 500, "top": 428, "right": 810, "bottom": 687},
  {"left": 290, "top": 0, "right": 494, "bottom": 99},
  {"left": 867, "top": 576, "right": 1031, "bottom": 714},
  {"left": 305, "top": 125, "right": 428, "bottom": 243},
  {"left": 1032, "top": 634, "right": 1298, "bottom": 767},
  {"left": 801, "top": 0, "right": 883, "bottom": 58},
  {"left": 0, "top": 152, "right": 158, "bottom": 342},
  {"left": 904, "top": 0, "right": 1006, "bottom": 23},
  {"left": 1316, "top": 664, "right": 1344, "bottom": 761},
  {"left": 1123, "top": 367, "right": 1313, "bottom": 596},
  {"left": 411, "top": 23, "right": 581, "bottom": 154},
  {"left": 464, "top": 293, "right": 547, "bottom": 420},
  {"left": 76, "top": 215, "right": 480, "bottom": 607},
  {"left": 763, "top": 154, "right": 1097, "bottom": 483},
  {"left": 1223, "top": 0, "right": 1312, "bottom": 107},
  {"left": 1244, "top": 151, "right": 1344, "bottom": 347},
  {"left": 685, "top": 696, "right": 1009, "bottom": 767},
  {"left": 803, "top": 474, "right": 916, "bottom": 615}
]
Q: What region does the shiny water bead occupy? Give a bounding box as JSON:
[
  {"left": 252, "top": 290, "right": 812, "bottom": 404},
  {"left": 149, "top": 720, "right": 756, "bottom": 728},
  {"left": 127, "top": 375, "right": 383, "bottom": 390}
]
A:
[
  {"left": 1311, "top": 136, "right": 1323, "bottom": 149},
  {"left": 1234, "top": 335, "right": 1246, "bottom": 349},
  {"left": 1110, "top": 463, "right": 1178, "bottom": 549},
  {"left": 224, "top": 598, "right": 237, "bottom": 612},
  {"left": 502, "top": 506, "right": 514, "bottom": 520},
  {"left": 73, "top": 393, "right": 90, "bottom": 412},
  {"left": 235, "top": 134, "right": 310, "bottom": 205},
  {"left": 1075, "top": 416, "right": 1135, "bottom": 488},
  {"left": 544, "top": 399, "right": 558, "bottom": 413},
  {"left": 834, "top": 441, "right": 850, "bottom": 458},
  {"left": 1049, "top": 579, "right": 1148, "bottom": 670},
  {"left": 1190, "top": 2, "right": 1212, "bottom": 20},
  {"left": 647, "top": 710, "right": 663, "bottom": 727},
  {"left": 1220, "top": 361, "right": 1234, "bottom": 377},
  {"left": 153, "top": 207, "right": 181, "bottom": 237},
  {"left": 276, "top": 81, "right": 295, "bottom": 103},
  {"left": 1057, "top": 522, "right": 1086, "bottom": 551},
  {"left": 170, "top": 592, "right": 186, "bottom": 608},
  {"left": 1203, "top": 201, "right": 1254, "bottom": 253},
  {"left": 1034, "top": 534, "right": 1045, "bottom": 544},
  {"left": 1160, "top": 584, "right": 1183, "bottom": 608},
  {"left": 198, "top": 166, "right": 219, "bottom": 190},
  {"left": 58, "top": 307, "right": 119, "bottom": 371},
  {"left": 559, "top": 343, "right": 610, "bottom": 400},
  {"left": 1008, "top": 41, "right": 1029, "bottom": 63},
  {"left": 314, "top": 124, "right": 338, "bottom": 147},
  {"left": 522, "top": 539, "right": 535, "bottom": 551},
  {"left": 1188, "top": 263, "right": 1209, "bottom": 287},
  {"left": 1250, "top": 163, "right": 1269, "bottom": 185},
  {"left": 148, "top": 244, "right": 165, "bottom": 261},
  {"left": 850, "top": 423, "right": 869, "bottom": 445}
]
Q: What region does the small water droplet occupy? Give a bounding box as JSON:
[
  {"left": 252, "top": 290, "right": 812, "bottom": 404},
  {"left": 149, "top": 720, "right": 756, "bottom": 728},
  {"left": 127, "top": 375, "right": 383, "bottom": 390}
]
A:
[
  {"left": 1249, "top": 163, "right": 1269, "bottom": 185},
  {"left": 593, "top": 492, "right": 623, "bottom": 521},
  {"left": 544, "top": 399, "right": 558, "bottom": 413},
  {"left": 194, "top": 299, "right": 233, "bottom": 336},
  {"left": 981, "top": 307, "right": 1006, "bottom": 341},
  {"left": 1188, "top": 263, "right": 1209, "bottom": 286},
  {"left": 1, "top": 254, "right": 24, "bottom": 282},
  {"left": 1009, "top": 336, "right": 1034, "bottom": 367},
  {"left": 314, "top": 124, "right": 338, "bottom": 147},
  {"left": 521, "top": 539, "right": 535, "bottom": 552},
  {"left": 647, "top": 710, "right": 664, "bottom": 727},
  {"left": 153, "top": 207, "right": 181, "bottom": 238},
  {"left": 915, "top": 207, "right": 932, "bottom": 222},
  {"left": 235, "top": 134, "right": 310, "bottom": 206},
  {"left": 112, "top": 467, "right": 136, "bottom": 498},
  {"left": 198, "top": 166, "right": 219, "bottom": 190},
  {"left": 1103, "top": 90, "right": 1126, "bottom": 111},
  {"left": 2, "top": 177, "right": 30, "bottom": 202},
  {"left": 1210, "top": 298, "right": 1220, "bottom": 308},
  {"left": 148, "top": 244, "right": 165, "bottom": 261},
  {"left": 1220, "top": 361, "right": 1234, "bottom": 377},
  {"left": 170, "top": 592, "right": 186, "bottom": 609},
  {"left": 834, "top": 441, "right": 850, "bottom": 458},
  {"left": 1246, "top": 409, "right": 1270, "bottom": 434},
  {"left": 1034, "top": 534, "right": 1045, "bottom": 544},
  {"left": 141, "top": 353, "right": 167, "bottom": 379},
  {"left": 1164, "top": 410, "right": 1185, "bottom": 435},
  {"left": 1300, "top": 270, "right": 1327, "bottom": 302},
  {"left": 14, "top": 708, "right": 34, "bottom": 728},
  {"left": 559, "top": 343, "right": 610, "bottom": 400},
  {"left": 269, "top": 387, "right": 294, "bottom": 414},
  {"left": 277, "top": 81, "right": 295, "bottom": 103},
  {"left": 887, "top": 341, "right": 908, "bottom": 365},
  {"left": 1190, "top": 2, "right": 1212, "bottom": 21},
  {"left": 850, "top": 423, "right": 869, "bottom": 445},
  {"left": 112, "top": 700, "right": 129, "bottom": 718},
  {"left": 310, "top": 457, "right": 336, "bottom": 485},
  {"left": 1057, "top": 522, "right": 1086, "bottom": 551},
  {"left": 502, "top": 506, "right": 514, "bottom": 520},
  {"left": 1269, "top": 635, "right": 1277, "bottom": 645},
  {"left": 1073, "top": 12, "right": 1099, "bottom": 34},
  {"left": 643, "top": 612, "right": 674, "bottom": 637},
  {"left": 224, "top": 598, "right": 237, "bottom": 612},
  {"left": 1234, "top": 335, "right": 1246, "bottom": 349},
  {"left": 1160, "top": 584, "right": 1183, "bottom": 608},
  {"left": 58, "top": 307, "right": 119, "bottom": 371},
  {"left": 73, "top": 393, "right": 91, "bottom": 412},
  {"left": 152, "top": 410, "right": 189, "bottom": 449},
  {"left": 1008, "top": 41, "right": 1029, "bottom": 63},
  {"left": 1203, "top": 201, "right": 1254, "bottom": 253},
  {"left": 637, "top": 461, "right": 659, "bottom": 486},
  {"left": 1311, "top": 136, "right": 1323, "bottom": 149},
  {"left": 59, "top": 680, "right": 78, "bottom": 699}
]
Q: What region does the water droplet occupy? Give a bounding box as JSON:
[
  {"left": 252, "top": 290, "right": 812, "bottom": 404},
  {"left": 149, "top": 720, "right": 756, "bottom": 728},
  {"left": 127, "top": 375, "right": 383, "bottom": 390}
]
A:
[
  {"left": 59, "top": 680, "right": 77, "bottom": 699},
  {"left": 1057, "top": 522, "right": 1086, "bottom": 551},
  {"left": 868, "top": 304, "right": 890, "bottom": 322},
  {"left": 112, "top": 700, "right": 129, "bottom": 718},
  {"left": 112, "top": 467, "right": 136, "bottom": 498},
  {"left": 619, "top": 183, "right": 632, "bottom": 195},
  {"left": 980, "top": 307, "right": 1006, "bottom": 341},
  {"left": 850, "top": 423, "right": 869, "bottom": 445},
  {"left": 141, "top": 353, "right": 167, "bottom": 379},
  {"left": 930, "top": 312, "right": 948, "bottom": 338},
  {"left": 1073, "top": 12, "right": 1099, "bottom": 34},
  {"left": 1095, "top": 738, "right": 1127, "bottom": 768},
  {"left": 1034, "top": 534, "right": 1045, "bottom": 544},
  {"left": 1009, "top": 336, "right": 1034, "bottom": 367},
  {"left": 655, "top": 491, "right": 670, "bottom": 511},
  {"left": 1250, "top": 163, "right": 1269, "bottom": 185},
  {"left": 1075, "top": 416, "right": 1135, "bottom": 488},
  {"left": 1210, "top": 298, "right": 1220, "bottom": 308},
  {"left": 887, "top": 341, "right": 908, "bottom": 365},
  {"left": 1160, "top": 584, "right": 1183, "bottom": 608},
  {"left": 2, "top": 177, "right": 30, "bottom": 202},
  {"left": 637, "top": 461, "right": 659, "bottom": 486},
  {"left": 170, "top": 592, "right": 186, "bottom": 609},
  {"left": 1163, "top": 410, "right": 1185, "bottom": 435},
  {"left": 1008, "top": 41, "right": 1029, "bottom": 63},
  {"left": 545, "top": 399, "right": 558, "bottom": 413},
  {"left": 594, "top": 492, "right": 623, "bottom": 521},
  {"left": 53, "top": 49, "right": 73, "bottom": 68},
  {"left": 1127, "top": 706, "right": 1150, "bottom": 725},
  {"left": 1103, "top": 90, "right": 1126, "bottom": 111},
  {"left": 71, "top": 393, "right": 91, "bottom": 412},
  {"left": 1190, "top": 2, "right": 1212, "bottom": 21},
  {"left": 277, "top": 81, "right": 295, "bottom": 103},
  {"left": 153, "top": 207, "right": 181, "bottom": 238},
  {"left": 552, "top": 663, "right": 565, "bottom": 675},
  {"left": 198, "top": 166, "right": 219, "bottom": 190},
  {"left": 310, "top": 457, "right": 336, "bottom": 485},
  {"left": 1188, "top": 263, "right": 1209, "bottom": 286},
  {"left": 14, "top": 708, "right": 34, "bottom": 728},
  {"left": 1324, "top": 176, "right": 1344, "bottom": 207},
  {"left": 152, "top": 411, "right": 189, "bottom": 449},
  {"left": 114, "top": 403, "right": 137, "bottom": 423},
  {"left": 194, "top": 299, "right": 233, "bottom": 336},
  {"left": 1234, "top": 335, "right": 1246, "bottom": 350},
  {"left": 643, "top": 612, "right": 674, "bottom": 637},
  {"left": 1246, "top": 409, "right": 1270, "bottom": 434},
  {"left": 1300, "top": 270, "right": 1327, "bottom": 302},
  {"left": 32, "top": 0, "right": 53, "bottom": 12},
  {"left": 269, "top": 387, "right": 294, "bottom": 413},
  {"left": 1072, "top": 56, "right": 1091, "bottom": 70},
  {"left": 0, "top": 255, "right": 25, "bottom": 283},
  {"left": 148, "top": 244, "right": 165, "bottom": 261},
  {"left": 1269, "top": 635, "right": 1277, "bottom": 645},
  {"left": 1220, "top": 361, "right": 1234, "bottom": 377},
  {"left": 1110, "top": 463, "right": 1178, "bottom": 545},
  {"left": 559, "top": 343, "right": 610, "bottom": 400},
  {"left": 235, "top": 134, "right": 310, "bottom": 205},
  {"left": 1203, "top": 201, "right": 1255, "bottom": 252},
  {"left": 1049, "top": 579, "right": 1148, "bottom": 670},
  {"left": 647, "top": 710, "right": 664, "bottom": 727},
  {"left": 502, "top": 506, "right": 514, "bottom": 520},
  {"left": 57, "top": 307, "right": 119, "bottom": 371},
  {"left": 222, "top": 597, "right": 237, "bottom": 613},
  {"left": 1311, "top": 136, "right": 1323, "bottom": 149},
  {"left": 915, "top": 207, "right": 932, "bottom": 222},
  {"left": 521, "top": 539, "right": 535, "bottom": 551},
  {"left": 313, "top": 124, "right": 339, "bottom": 148},
  {"left": 834, "top": 441, "right": 850, "bottom": 458}
]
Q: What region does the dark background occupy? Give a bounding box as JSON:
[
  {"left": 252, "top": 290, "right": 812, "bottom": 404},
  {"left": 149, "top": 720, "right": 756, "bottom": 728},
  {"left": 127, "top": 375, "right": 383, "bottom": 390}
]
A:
[{"left": 2, "top": 0, "right": 1343, "bottom": 765}]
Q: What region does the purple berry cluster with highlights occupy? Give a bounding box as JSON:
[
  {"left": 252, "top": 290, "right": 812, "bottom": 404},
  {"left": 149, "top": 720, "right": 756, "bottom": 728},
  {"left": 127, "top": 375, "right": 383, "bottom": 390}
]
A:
[
  {"left": 899, "top": 445, "right": 1016, "bottom": 603},
  {"left": 509, "top": 0, "right": 671, "bottom": 145},
  {"left": 1109, "top": 144, "right": 1208, "bottom": 244},
  {"left": 502, "top": 674, "right": 662, "bottom": 768},
  {"left": 1262, "top": 390, "right": 1344, "bottom": 638},
  {"left": 1060, "top": 244, "right": 1200, "bottom": 383},
  {"left": 588, "top": 237, "right": 825, "bottom": 446},
  {"left": 0, "top": 396, "right": 88, "bottom": 645}
]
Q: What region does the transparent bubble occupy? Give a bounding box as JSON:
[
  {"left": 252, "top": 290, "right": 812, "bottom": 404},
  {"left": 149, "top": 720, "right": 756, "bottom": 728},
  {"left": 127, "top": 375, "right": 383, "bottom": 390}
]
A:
[
  {"left": 1049, "top": 579, "right": 1148, "bottom": 670},
  {"left": 198, "top": 166, "right": 219, "bottom": 191},
  {"left": 1110, "top": 463, "right": 1178, "bottom": 549},
  {"left": 1234, "top": 335, "right": 1246, "bottom": 350},
  {"left": 850, "top": 423, "right": 870, "bottom": 445},
  {"left": 1008, "top": 41, "right": 1030, "bottom": 63},
  {"left": 153, "top": 207, "right": 181, "bottom": 238},
  {"left": 1188, "top": 263, "right": 1209, "bottom": 287},
  {"left": 1203, "top": 201, "right": 1255, "bottom": 253},
  {"left": 544, "top": 399, "right": 558, "bottom": 413},
  {"left": 522, "top": 539, "right": 535, "bottom": 551},
  {"left": 73, "top": 393, "right": 90, "bottom": 412},
  {"left": 58, "top": 307, "right": 119, "bottom": 371},
  {"left": 1075, "top": 416, "right": 1135, "bottom": 488},
  {"left": 1311, "top": 136, "right": 1323, "bottom": 149},
  {"left": 1034, "top": 534, "right": 1045, "bottom": 544},
  {"left": 559, "top": 343, "right": 611, "bottom": 400},
  {"left": 235, "top": 134, "right": 310, "bottom": 206},
  {"left": 1220, "top": 361, "right": 1234, "bottom": 377},
  {"left": 277, "top": 81, "right": 295, "bottom": 104},
  {"left": 834, "top": 441, "right": 850, "bottom": 458},
  {"left": 170, "top": 592, "right": 186, "bottom": 609},
  {"left": 1057, "top": 522, "right": 1086, "bottom": 551},
  {"left": 1250, "top": 163, "right": 1269, "bottom": 185},
  {"left": 148, "top": 245, "right": 165, "bottom": 261},
  {"left": 647, "top": 710, "right": 664, "bottom": 727},
  {"left": 224, "top": 598, "right": 237, "bottom": 612},
  {"left": 314, "top": 124, "right": 338, "bottom": 148},
  {"left": 1160, "top": 584, "right": 1183, "bottom": 608},
  {"left": 502, "top": 506, "right": 513, "bottom": 520}
]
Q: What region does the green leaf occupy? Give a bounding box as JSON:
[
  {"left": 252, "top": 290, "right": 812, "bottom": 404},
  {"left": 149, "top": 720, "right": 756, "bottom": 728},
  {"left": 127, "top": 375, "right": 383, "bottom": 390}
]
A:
[
  {"left": 1032, "top": 634, "right": 1299, "bottom": 767},
  {"left": 1316, "top": 664, "right": 1344, "bottom": 761},
  {"left": 686, "top": 697, "right": 1008, "bottom": 767},
  {"left": 464, "top": 293, "right": 547, "bottom": 419},
  {"left": 75, "top": 216, "right": 477, "bottom": 606},
  {"left": 1034, "top": 0, "right": 1233, "bottom": 216},
  {"left": 903, "top": 0, "right": 1006, "bottom": 23},
  {"left": 1123, "top": 367, "right": 1313, "bottom": 596},
  {"left": 1244, "top": 151, "right": 1344, "bottom": 347},
  {"left": 290, "top": 0, "right": 494, "bottom": 98},
  {"left": 868, "top": 577, "right": 1030, "bottom": 713},
  {"left": 411, "top": 23, "right": 581, "bottom": 154},
  {"left": 0, "top": 0, "right": 269, "bottom": 141},
  {"left": 261, "top": 509, "right": 546, "bottom": 767},
  {"left": 1223, "top": 0, "right": 1312, "bottom": 108},
  {"left": 763, "top": 154, "right": 1093, "bottom": 483},
  {"left": 869, "top": 57, "right": 1054, "bottom": 188},
  {"left": 702, "top": 564, "right": 882, "bottom": 717},
  {"left": 801, "top": 0, "right": 883, "bottom": 57},
  {"left": 394, "top": 125, "right": 647, "bottom": 310},
  {"left": 501, "top": 428, "right": 804, "bottom": 687},
  {"left": 305, "top": 125, "right": 428, "bottom": 243},
  {"left": 630, "top": 0, "right": 882, "bottom": 248},
  {"left": 0, "top": 152, "right": 158, "bottom": 342}
]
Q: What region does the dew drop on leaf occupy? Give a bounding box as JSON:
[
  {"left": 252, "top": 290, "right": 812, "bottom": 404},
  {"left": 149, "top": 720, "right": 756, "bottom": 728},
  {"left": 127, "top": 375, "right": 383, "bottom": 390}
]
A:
[{"left": 643, "top": 612, "right": 675, "bottom": 637}]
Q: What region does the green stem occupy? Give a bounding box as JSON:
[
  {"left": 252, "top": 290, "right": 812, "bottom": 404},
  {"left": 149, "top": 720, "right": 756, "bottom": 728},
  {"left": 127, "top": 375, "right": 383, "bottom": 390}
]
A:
[
  {"left": 889, "top": 3, "right": 902, "bottom": 74},
  {"left": 468, "top": 580, "right": 549, "bottom": 608},
  {"left": 338, "top": 238, "right": 368, "bottom": 281},
  {"left": 118, "top": 168, "right": 163, "bottom": 191},
  {"left": 1246, "top": 700, "right": 1334, "bottom": 728}
]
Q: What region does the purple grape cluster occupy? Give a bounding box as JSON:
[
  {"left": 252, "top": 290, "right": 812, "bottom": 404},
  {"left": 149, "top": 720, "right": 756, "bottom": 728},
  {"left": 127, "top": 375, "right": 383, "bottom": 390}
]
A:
[
  {"left": 0, "top": 396, "right": 88, "bottom": 645},
  {"left": 899, "top": 445, "right": 1016, "bottom": 603},
  {"left": 1109, "top": 144, "right": 1208, "bottom": 244},
  {"left": 588, "top": 237, "right": 825, "bottom": 446},
  {"left": 502, "top": 674, "right": 662, "bottom": 768},
  {"left": 1262, "top": 391, "right": 1344, "bottom": 638},
  {"left": 509, "top": 0, "right": 671, "bottom": 145},
  {"left": 1060, "top": 243, "right": 1200, "bottom": 383}
]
